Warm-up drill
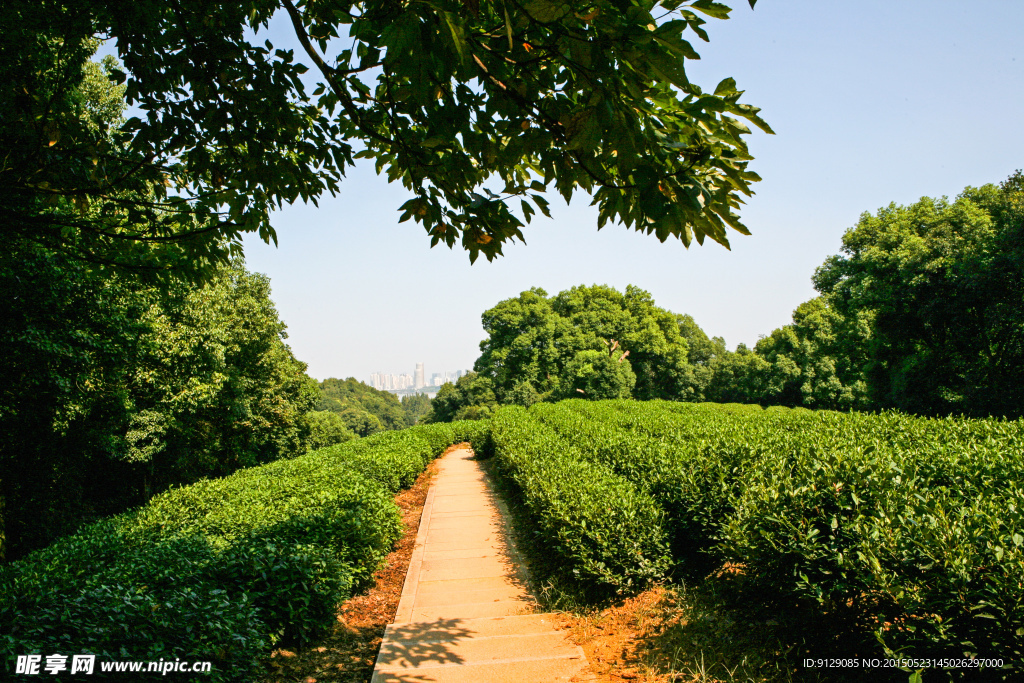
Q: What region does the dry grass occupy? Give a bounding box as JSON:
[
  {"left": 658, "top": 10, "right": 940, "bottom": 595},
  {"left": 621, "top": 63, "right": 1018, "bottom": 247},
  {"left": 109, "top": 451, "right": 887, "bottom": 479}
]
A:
[{"left": 552, "top": 580, "right": 813, "bottom": 683}]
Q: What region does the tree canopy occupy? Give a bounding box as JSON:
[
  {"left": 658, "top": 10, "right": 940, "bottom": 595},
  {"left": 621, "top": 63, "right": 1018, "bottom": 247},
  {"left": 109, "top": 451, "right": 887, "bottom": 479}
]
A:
[
  {"left": 2, "top": 0, "right": 768, "bottom": 276},
  {"left": 425, "top": 372, "right": 500, "bottom": 422},
  {"left": 0, "top": 251, "right": 320, "bottom": 560},
  {"left": 812, "top": 173, "right": 1024, "bottom": 417},
  {"left": 315, "top": 377, "right": 433, "bottom": 433},
  {"left": 706, "top": 172, "right": 1024, "bottom": 417},
  {"left": 400, "top": 393, "right": 434, "bottom": 425},
  {"left": 473, "top": 284, "right": 697, "bottom": 402},
  {"left": 0, "top": 42, "right": 334, "bottom": 562},
  {"left": 432, "top": 172, "right": 1024, "bottom": 420}
]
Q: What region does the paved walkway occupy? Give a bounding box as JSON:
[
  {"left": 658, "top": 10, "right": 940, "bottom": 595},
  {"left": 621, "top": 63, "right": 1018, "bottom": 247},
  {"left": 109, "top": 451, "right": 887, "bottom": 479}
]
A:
[{"left": 371, "top": 447, "right": 591, "bottom": 682}]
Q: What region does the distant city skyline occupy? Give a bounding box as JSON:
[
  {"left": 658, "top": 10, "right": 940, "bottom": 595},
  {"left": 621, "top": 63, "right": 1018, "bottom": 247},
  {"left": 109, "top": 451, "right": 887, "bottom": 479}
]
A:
[{"left": 368, "top": 365, "right": 472, "bottom": 393}]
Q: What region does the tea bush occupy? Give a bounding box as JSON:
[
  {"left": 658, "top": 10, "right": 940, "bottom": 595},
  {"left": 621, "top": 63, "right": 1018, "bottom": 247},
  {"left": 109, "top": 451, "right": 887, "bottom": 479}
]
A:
[
  {"left": 1, "top": 422, "right": 482, "bottom": 680},
  {"left": 491, "top": 400, "right": 1023, "bottom": 675},
  {"left": 490, "top": 406, "right": 669, "bottom": 598}
]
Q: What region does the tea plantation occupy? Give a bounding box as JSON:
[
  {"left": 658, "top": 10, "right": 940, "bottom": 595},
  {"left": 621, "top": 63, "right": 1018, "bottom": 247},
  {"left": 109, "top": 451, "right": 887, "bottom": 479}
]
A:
[
  {"left": 4, "top": 400, "right": 1021, "bottom": 680},
  {"left": 1, "top": 421, "right": 488, "bottom": 681},
  {"left": 489, "top": 400, "right": 1023, "bottom": 679}
]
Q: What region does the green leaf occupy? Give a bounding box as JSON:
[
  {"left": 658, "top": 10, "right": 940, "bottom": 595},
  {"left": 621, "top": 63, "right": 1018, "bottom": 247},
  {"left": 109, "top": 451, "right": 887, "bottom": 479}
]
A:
[
  {"left": 522, "top": 0, "right": 568, "bottom": 23},
  {"left": 714, "top": 77, "right": 737, "bottom": 96},
  {"left": 568, "top": 37, "right": 595, "bottom": 68},
  {"left": 734, "top": 103, "right": 775, "bottom": 134},
  {"left": 565, "top": 109, "right": 601, "bottom": 151},
  {"left": 645, "top": 51, "right": 691, "bottom": 92},
  {"left": 653, "top": 34, "right": 701, "bottom": 60},
  {"left": 531, "top": 194, "right": 551, "bottom": 218},
  {"left": 521, "top": 199, "right": 535, "bottom": 222},
  {"left": 690, "top": 0, "right": 732, "bottom": 20},
  {"left": 442, "top": 13, "right": 467, "bottom": 64}
]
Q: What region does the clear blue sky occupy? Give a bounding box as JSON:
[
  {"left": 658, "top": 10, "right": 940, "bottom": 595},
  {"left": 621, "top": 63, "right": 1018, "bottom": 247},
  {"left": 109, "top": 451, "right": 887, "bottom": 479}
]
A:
[{"left": 148, "top": 1, "right": 1024, "bottom": 382}]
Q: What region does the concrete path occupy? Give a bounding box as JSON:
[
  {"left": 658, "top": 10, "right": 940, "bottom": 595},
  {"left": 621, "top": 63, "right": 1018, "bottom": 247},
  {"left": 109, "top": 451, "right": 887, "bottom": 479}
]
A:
[{"left": 371, "top": 447, "right": 591, "bottom": 682}]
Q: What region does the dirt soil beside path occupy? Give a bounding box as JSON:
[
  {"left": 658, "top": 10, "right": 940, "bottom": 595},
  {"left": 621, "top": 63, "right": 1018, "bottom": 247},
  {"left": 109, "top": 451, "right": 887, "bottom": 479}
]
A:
[
  {"left": 556, "top": 584, "right": 805, "bottom": 683},
  {"left": 557, "top": 587, "right": 676, "bottom": 683}
]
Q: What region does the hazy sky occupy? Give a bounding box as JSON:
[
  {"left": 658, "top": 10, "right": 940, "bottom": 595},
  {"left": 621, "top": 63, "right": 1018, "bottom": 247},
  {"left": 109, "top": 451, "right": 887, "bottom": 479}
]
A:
[{"left": 126, "top": 1, "right": 1024, "bottom": 382}]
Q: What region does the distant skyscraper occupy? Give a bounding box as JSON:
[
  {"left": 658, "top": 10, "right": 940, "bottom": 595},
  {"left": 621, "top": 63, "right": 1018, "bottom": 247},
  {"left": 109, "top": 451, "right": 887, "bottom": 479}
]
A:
[{"left": 414, "top": 363, "right": 425, "bottom": 390}]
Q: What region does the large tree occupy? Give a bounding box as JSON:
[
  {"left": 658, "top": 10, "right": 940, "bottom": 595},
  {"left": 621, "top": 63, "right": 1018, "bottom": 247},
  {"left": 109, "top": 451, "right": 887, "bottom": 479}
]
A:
[
  {"left": 474, "top": 284, "right": 696, "bottom": 401},
  {"left": 2, "top": 0, "right": 769, "bottom": 274},
  {"left": 706, "top": 173, "right": 1024, "bottom": 417},
  {"left": 812, "top": 174, "right": 1024, "bottom": 417},
  {"left": 425, "top": 372, "right": 499, "bottom": 422},
  {"left": 0, "top": 253, "right": 320, "bottom": 561},
  {"left": 752, "top": 297, "right": 870, "bottom": 410}
]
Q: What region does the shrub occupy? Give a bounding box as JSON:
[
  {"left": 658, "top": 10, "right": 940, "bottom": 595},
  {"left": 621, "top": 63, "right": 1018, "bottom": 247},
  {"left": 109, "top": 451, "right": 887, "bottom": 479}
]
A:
[
  {"left": 1, "top": 422, "right": 482, "bottom": 680},
  {"left": 517, "top": 399, "right": 1024, "bottom": 674},
  {"left": 303, "top": 410, "right": 357, "bottom": 451},
  {"left": 491, "top": 406, "right": 669, "bottom": 598},
  {"left": 1, "top": 525, "right": 269, "bottom": 681}
]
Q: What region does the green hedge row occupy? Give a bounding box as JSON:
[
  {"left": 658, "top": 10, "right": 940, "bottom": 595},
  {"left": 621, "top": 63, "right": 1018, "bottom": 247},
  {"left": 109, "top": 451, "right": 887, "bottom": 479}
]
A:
[
  {"left": 489, "top": 406, "right": 669, "bottom": 598},
  {"left": 1, "top": 422, "right": 484, "bottom": 681},
  {"left": 528, "top": 399, "right": 758, "bottom": 563},
  {"left": 519, "top": 400, "right": 1023, "bottom": 675}
]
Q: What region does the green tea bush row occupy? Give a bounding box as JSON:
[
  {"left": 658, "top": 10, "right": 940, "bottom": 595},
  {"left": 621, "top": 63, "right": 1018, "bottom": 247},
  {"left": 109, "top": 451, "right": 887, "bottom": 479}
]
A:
[
  {"left": 1, "top": 423, "right": 480, "bottom": 681},
  {"left": 490, "top": 406, "right": 669, "bottom": 598},
  {"left": 497, "top": 400, "right": 1024, "bottom": 672},
  {"left": 530, "top": 400, "right": 772, "bottom": 563},
  {"left": 714, "top": 410, "right": 1024, "bottom": 667}
]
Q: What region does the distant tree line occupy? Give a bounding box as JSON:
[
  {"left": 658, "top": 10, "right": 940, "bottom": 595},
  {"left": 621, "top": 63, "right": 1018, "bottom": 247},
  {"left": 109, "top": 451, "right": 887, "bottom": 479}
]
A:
[
  {"left": 427, "top": 173, "right": 1024, "bottom": 422},
  {"left": 730, "top": 172, "right": 1023, "bottom": 417},
  {"left": 310, "top": 377, "right": 432, "bottom": 439}
]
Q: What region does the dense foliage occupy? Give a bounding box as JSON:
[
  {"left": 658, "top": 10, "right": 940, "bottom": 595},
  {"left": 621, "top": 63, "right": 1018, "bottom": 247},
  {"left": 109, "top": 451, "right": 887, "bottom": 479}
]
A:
[
  {"left": 813, "top": 173, "right": 1024, "bottom": 417},
  {"left": 312, "top": 378, "right": 434, "bottom": 435},
  {"left": 316, "top": 377, "right": 405, "bottom": 435},
  {"left": 473, "top": 285, "right": 697, "bottom": 403},
  {"left": 0, "top": 47, "right": 343, "bottom": 564},
  {"left": 430, "top": 173, "right": 1024, "bottom": 422},
  {"left": 302, "top": 410, "right": 358, "bottom": 451},
  {"left": 709, "top": 173, "right": 1024, "bottom": 417},
  {"left": 0, "top": 248, "right": 319, "bottom": 561},
  {"left": 425, "top": 372, "right": 501, "bottom": 422},
  {"left": 0, "top": 421, "right": 487, "bottom": 681},
  {"left": 490, "top": 399, "right": 1023, "bottom": 677},
  {"left": 3, "top": 0, "right": 768, "bottom": 275},
  {"left": 490, "top": 406, "right": 669, "bottom": 597},
  {"left": 400, "top": 392, "right": 433, "bottom": 425}
]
